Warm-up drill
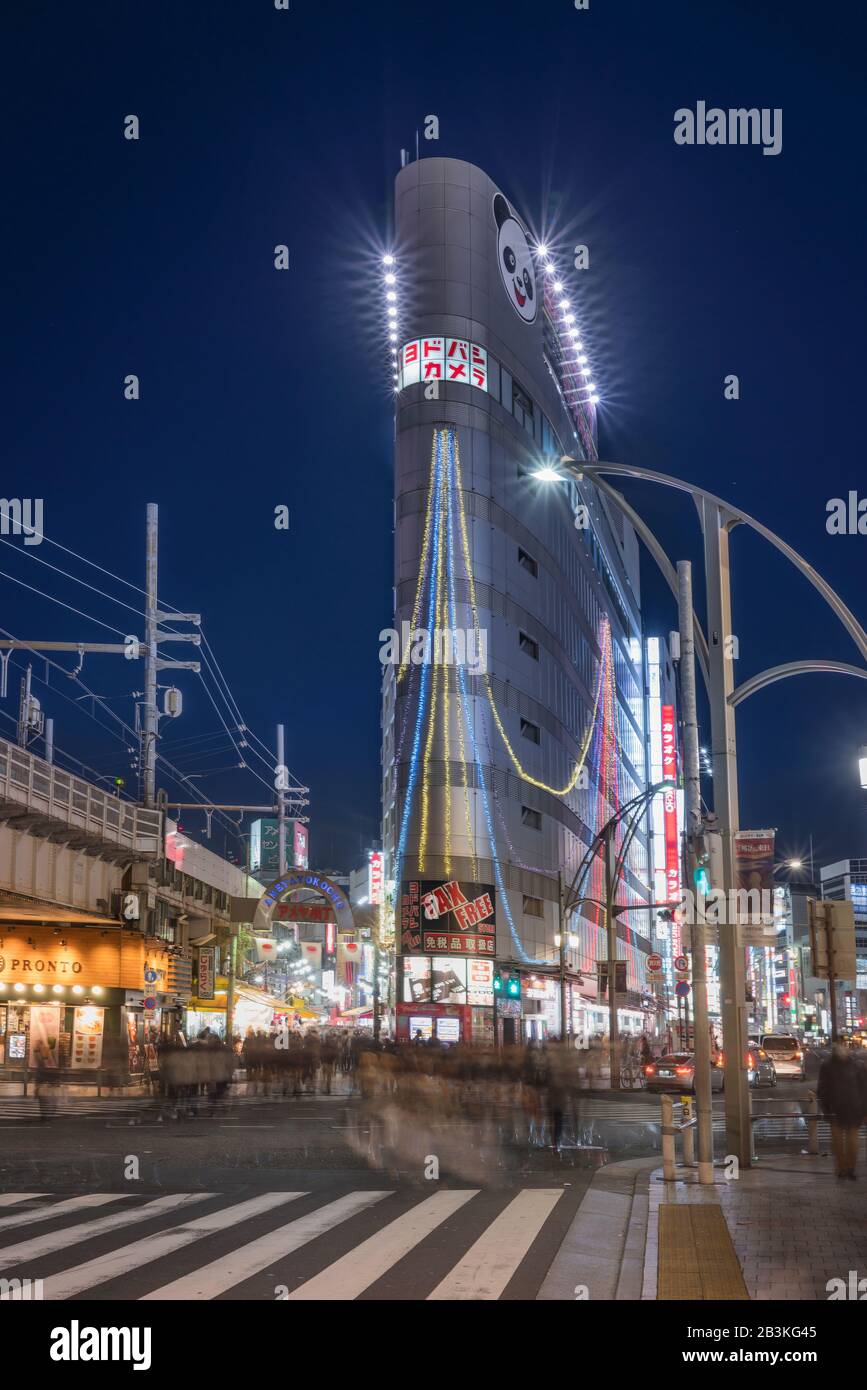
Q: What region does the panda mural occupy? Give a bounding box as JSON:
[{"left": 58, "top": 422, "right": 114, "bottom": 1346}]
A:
[{"left": 493, "top": 192, "right": 537, "bottom": 325}]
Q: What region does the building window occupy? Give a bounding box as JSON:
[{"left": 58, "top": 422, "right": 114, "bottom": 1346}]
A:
[
  {"left": 519, "top": 631, "right": 539, "bottom": 660},
  {"left": 520, "top": 717, "right": 541, "bottom": 744},
  {"left": 523, "top": 895, "right": 544, "bottom": 916},
  {"left": 521, "top": 806, "right": 542, "bottom": 830},
  {"left": 517, "top": 547, "right": 538, "bottom": 578}
]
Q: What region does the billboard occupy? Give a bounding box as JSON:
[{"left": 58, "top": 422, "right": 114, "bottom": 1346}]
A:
[{"left": 400, "top": 879, "right": 496, "bottom": 956}]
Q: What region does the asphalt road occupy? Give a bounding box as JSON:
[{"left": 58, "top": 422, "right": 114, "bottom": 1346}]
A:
[{"left": 0, "top": 1079, "right": 823, "bottom": 1300}]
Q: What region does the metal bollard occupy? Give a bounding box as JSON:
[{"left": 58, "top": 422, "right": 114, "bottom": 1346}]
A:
[
  {"left": 681, "top": 1095, "right": 696, "bottom": 1168},
  {"left": 807, "top": 1090, "right": 819, "bottom": 1154},
  {"left": 661, "top": 1093, "right": 676, "bottom": 1181}
]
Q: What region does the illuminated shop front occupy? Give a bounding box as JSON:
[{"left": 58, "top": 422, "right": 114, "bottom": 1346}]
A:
[
  {"left": 0, "top": 923, "right": 177, "bottom": 1075},
  {"left": 396, "top": 879, "right": 496, "bottom": 1044}
]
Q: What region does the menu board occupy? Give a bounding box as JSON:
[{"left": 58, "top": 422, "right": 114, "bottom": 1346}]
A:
[{"left": 72, "top": 1006, "right": 105, "bottom": 1070}]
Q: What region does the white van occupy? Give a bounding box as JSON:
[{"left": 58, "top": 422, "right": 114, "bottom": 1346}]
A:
[{"left": 759, "top": 1034, "right": 805, "bottom": 1079}]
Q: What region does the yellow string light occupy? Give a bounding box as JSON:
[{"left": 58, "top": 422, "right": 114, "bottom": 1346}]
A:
[
  {"left": 442, "top": 479, "right": 452, "bottom": 878},
  {"left": 446, "top": 443, "right": 478, "bottom": 880},
  {"left": 418, "top": 450, "right": 447, "bottom": 873},
  {"left": 396, "top": 432, "right": 438, "bottom": 687},
  {"left": 452, "top": 430, "right": 602, "bottom": 796}
]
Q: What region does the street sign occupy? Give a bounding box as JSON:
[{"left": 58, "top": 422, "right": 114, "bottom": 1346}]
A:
[
  {"left": 675, "top": 980, "right": 690, "bottom": 999},
  {"left": 647, "top": 953, "right": 663, "bottom": 974},
  {"left": 143, "top": 995, "right": 157, "bottom": 1011},
  {"left": 144, "top": 969, "right": 157, "bottom": 983},
  {"left": 673, "top": 954, "right": 689, "bottom": 974}
]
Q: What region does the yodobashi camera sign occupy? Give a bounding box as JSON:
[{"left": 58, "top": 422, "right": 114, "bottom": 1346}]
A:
[{"left": 400, "top": 879, "right": 496, "bottom": 956}]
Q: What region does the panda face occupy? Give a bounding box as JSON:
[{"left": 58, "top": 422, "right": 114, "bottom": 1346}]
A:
[{"left": 493, "top": 192, "right": 536, "bottom": 323}]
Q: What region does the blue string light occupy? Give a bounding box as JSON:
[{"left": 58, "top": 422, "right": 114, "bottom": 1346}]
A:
[
  {"left": 394, "top": 430, "right": 444, "bottom": 886},
  {"left": 445, "top": 428, "right": 544, "bottom": 966}
]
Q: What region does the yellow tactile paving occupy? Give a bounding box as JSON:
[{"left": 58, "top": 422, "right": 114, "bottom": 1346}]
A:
[{"left": 658, "top": 1203, "right": 749, "bottom": 1300}]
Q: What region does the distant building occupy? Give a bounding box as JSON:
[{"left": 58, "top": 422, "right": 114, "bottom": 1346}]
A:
[{"left": 819, "top": 859, "right": 867, "bottom": 1030}]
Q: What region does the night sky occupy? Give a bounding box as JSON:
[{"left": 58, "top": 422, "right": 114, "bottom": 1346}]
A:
[{"left": 4, "top": 0, "right": 865, "bottom": 874}]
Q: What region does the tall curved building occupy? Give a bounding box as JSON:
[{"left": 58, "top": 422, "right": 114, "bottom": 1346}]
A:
[{"left": 380, "top": 157, "right": 651, "bottom": 1046}]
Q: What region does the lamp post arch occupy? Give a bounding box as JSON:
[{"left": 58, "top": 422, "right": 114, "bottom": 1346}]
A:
[{"left": 552, "top": 455, "right": 867, "bottom": 1163}]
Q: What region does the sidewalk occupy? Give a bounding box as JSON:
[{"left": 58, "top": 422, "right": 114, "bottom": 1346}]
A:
[{"left": 541, "top": 1151, "right": 867, "bottom": 1301}]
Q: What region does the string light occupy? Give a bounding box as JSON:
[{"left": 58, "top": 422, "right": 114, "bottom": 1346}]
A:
[
  {"left": 419, "top": 449, "right": 447, "bottom": 873},
  {"left": 397, "top": 434, "right": 438, "bottom": 686},
  {"left": 444, "top": 445, "right": 477, "bottom": 881},
  {"left": 444, "top": 429, "right": 540, "bottom": 963},
  {"left": 453, "top": 432, "right": 602, "bottom": 795},
  {"left": 394, "top": 434, "right": 444, "bottom": 883}
]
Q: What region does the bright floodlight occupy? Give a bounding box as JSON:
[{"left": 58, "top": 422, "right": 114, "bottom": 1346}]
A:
[
  {"left": 536, "top": 243, "right": 548, "bottom": 256},
  {"left": 859, "top": 746, "right": 867, "bottom": 788},
  {"left": 386, "top": 290, "right": 397, "bottom": 301},
  {"left": 382, "top": 253, "right": 395, "bottom": 265},
  {"left": 788, "top": 858, "right": 803, "bottom": 869},
  {"left": 534, "top": 466, "right": 563, "bottom": 483},
  {"left": 553, "top": 281, "right": 563, "bottom": 292},
  {"left": 384, "top": 272, "right": 396, "bottom": 284}
]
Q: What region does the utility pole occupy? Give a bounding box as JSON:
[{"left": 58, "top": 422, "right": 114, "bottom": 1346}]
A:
[
  {"left": 17, "top": 666, "right": 33, "bottom": 747},
  {"left": 277, "top": 723, "right": 288, "bottom": 875},
  {"left": 678, "top": 560, "right": 714, "bottom": 1184},
  {"left": 143, "top": 504, "right": 158, "bottom": 806},
  {"left": 141, "top": 503, "right": 202, "bottom": 807},
  {"left": 558, "top": 871, "right": 568, "bottom": 1041},
  {"left": 701, "top": 500, "right": 751, "bottom": 1169},
  {"left": 605, "top": 824, "right": 620, "bottom": 1090}
]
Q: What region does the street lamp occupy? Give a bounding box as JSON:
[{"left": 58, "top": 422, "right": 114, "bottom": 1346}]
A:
[
  {"left": 559, "top": 780, "right": 676, "bottom": 1088},
  {"left": 535, "top": 451, "right": 867, "bottom": 1167}
]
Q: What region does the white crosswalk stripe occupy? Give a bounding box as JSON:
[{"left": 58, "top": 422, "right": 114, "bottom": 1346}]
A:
[
  {"left": 428, "top": 1188, "right": 563, "bottom": 1300},
  {"left": 0, "top": 1192, "right": 212, "bottom": 1268},
  {"left": 286, "top": 1189, "right": 478, "bottom": 1301},
  {"left": 0, "top": 1187, "right": 574, "bottom": 1300},
  {"left": 141, "top": 1191, "right": 392, "bottom": 1300},
  {"left": 43, "top": 1192, "right": 305, "bottom": 1300},
  {"left": 0, "top": 1192, "right": 123, "bottom": 1234},
  {"left": 0, "top": 1193, "right": 43, "bottom": 1208}
]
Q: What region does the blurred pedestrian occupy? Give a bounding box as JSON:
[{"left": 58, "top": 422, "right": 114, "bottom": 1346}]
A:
[{"left": 817, "top": 1043, "right": 867, "bottom": 1179}]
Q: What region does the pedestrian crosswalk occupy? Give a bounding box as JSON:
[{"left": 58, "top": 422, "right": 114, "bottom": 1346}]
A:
[{"left": 0, "top": 1187, "right": 578, "bottom": 1301}]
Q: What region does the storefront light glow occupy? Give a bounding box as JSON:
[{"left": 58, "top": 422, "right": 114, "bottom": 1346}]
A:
[{"left": 72, "top": 985, "right": 83, "bottom": 995}]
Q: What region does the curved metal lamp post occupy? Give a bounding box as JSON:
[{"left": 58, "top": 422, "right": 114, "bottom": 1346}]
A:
[
  {"left": 559, "top": 780, "right": 675, "bottom": 1090},
  {"left": 542, "top": 456, "right": 867, "bottom": 1164}
]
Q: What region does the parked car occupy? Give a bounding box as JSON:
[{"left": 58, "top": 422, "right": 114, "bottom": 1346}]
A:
[
  {"left": 644, "top": 1053, "right": 725, "bottom": 1093},
  {"left": 759, "top": 1034, "right": 805, "bottom": 1079},
  {"left": 747, "top": 1046, "right": 777, "bottom": 1088}
]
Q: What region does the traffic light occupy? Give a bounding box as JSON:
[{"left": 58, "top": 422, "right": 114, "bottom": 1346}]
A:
[
  {"left": 506, "top": 975, "right": 521, "bottom": 999},
  {"left": 693, "top": 865, "right": 710, "bottom": 896},
  {"left": 493, "top": 971, "right": 504, "bottom": 994}
]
